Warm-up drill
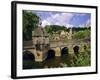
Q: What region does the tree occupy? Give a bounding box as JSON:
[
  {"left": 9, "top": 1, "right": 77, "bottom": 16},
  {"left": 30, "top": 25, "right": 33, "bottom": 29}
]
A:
[
  {"left": 45, "top": 25, "right": 68, "bottom": 35},
  {"left": 73, "top": 30, "right": 90, "bottom": 39},
  {"left": 23, "top": 11, "right": 40, "bottom": 40}
]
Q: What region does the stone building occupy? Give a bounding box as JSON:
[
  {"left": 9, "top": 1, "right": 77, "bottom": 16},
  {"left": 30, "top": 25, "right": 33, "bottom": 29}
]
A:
[
  {"left": 32, "top": 27, "right": 49, "bottom": 48},
  {"left": 31, "top": 24, "right": 50, "bottom": 61},
  {"left": 67, "top": 28, "right": 73, "bottom": 39}
]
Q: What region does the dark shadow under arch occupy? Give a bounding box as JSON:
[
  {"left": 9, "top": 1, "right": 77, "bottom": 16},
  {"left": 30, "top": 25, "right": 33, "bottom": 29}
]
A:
[
  {"left": 61, "top": 47, "right": 68, "bottom": 56},
  {"left": 73, "top": 46, "right": 79, "bottom": 55},
  {"left": 84, "top": 45, "right": 87, "bottom": 50},
  {"left": 23, "top": 51, "right": 35, "bottom": 61},
  {"left": 46, "top": 49, "right": 55, "bottom": 60}
]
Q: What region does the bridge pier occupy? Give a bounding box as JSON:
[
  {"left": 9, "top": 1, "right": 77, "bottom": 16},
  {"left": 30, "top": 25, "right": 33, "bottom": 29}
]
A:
[
  {"left": 80, "top": 43, "right": 88, "bottom": 52},
  {"left": 79, "top": 46, "right": 84, "bottom": 52},
  {"left": 35, "top": 48, "right": 49, "bottom": 62},
  {"left": 34, "top": 51, "right": 44, "bottom": 62},
  {"left": 54, "top": 47, "right": 61, "bottom": 56},
  {"left": 68, "top": 45, "right": 74, "bottom": 54},
  {"left": 23, "top": 49, "right": 46, "bottom": 62}
]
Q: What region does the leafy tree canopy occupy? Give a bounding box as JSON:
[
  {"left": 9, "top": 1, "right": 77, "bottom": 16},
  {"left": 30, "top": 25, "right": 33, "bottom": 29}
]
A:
[
  {"left": 23, "top": 11, "right": 40, "bottom": 40},
  {"left": 45, "top": 25, "right": 68, "bottom": 34},
  {"left": 73, "top": 30, "right": 90, "bottom": 39}
]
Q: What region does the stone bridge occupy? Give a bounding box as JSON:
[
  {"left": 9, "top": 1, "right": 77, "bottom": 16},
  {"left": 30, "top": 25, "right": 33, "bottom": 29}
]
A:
[{"left": 23, "top": 40, "right": 90, "bottom": 62}]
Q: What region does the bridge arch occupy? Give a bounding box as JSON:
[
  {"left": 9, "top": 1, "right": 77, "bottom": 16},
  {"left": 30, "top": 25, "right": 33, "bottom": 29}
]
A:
[
  {"left": 73, "top": 45, "right": 80, "bottom": 55},
  {"left": 61, "top": 47, "right": 68, "bottom": 56},
  {"left": 46, "top": 49, "right": 55, "bottom": 60},
  {"left": 23, "top": 50, "right": 35, "bottom": 61},
  {"left": 83, "top": 44, "right": 88, "bottom": 51}
]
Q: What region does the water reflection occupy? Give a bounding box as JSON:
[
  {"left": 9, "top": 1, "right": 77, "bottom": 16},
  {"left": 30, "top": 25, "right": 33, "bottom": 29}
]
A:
[{"left": 23, "top": 53, "right": 73, "bottom": 69}]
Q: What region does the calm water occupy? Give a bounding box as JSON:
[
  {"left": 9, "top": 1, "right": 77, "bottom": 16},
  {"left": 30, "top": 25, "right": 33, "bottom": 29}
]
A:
[
  {"left": 23, "top": 50, "right": 91, "bottom": 69},
  {"left": 23, "top": 54, "right": 74, "bottom": 69}
]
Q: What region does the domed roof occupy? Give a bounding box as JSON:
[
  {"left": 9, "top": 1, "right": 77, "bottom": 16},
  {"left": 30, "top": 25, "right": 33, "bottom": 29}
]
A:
[{"left": 32, "top": 27, "right": 48, "bottom": 37}]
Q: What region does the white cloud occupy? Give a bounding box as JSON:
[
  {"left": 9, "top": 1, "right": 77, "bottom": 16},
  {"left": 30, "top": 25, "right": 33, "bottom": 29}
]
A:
[
  {"left": 52, "top": 13, "right": 74, "bottom": 23},
  {"left": 79, "top": 24, "right": 85, "bottom": 27},
  {"left": 41, "top": 12, "right": 74, "bottom": 27},
  {"left": 65, "top": 24, "right": 74, "bottom": 28},
  {"left": 75, "top": 13, "right": 87, "bottom": 16},
  {"left": 42, "top": 20, "right": 50, "bottom": 27},
  {"left": 86, "top": 19, "right": 91, "bottom": 27}
]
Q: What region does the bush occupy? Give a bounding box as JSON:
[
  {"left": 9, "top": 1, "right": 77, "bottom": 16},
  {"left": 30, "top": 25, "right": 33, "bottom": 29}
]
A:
[
  {"left": 71, "top": 51, "right": 91, "bottom": 67},
  {"left": 73, "top": 30, "right": 90, "bottom": 39}
]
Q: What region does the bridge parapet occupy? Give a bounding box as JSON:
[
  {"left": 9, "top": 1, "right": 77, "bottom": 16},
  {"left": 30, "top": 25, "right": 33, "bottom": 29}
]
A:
[{"left": 23, "top": 39, "right": 90, "bottom": 62}]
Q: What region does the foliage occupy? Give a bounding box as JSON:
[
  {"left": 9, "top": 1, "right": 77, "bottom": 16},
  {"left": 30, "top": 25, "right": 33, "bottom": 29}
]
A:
[
  {"left": 44, "top": 25, "right": 68, "bottom": 34},
  {"left": 44, "top": 25, "right": 91, "bottom": 38},
  {"left": 71, "top": 51, "right": 91, "bottom": 67},
  {"left": 73, "top": 30, "right": 90, "bottom": 39},
  {"left": 72, "top": 27, "right": 91, "bottom": 32},
  {"left": 23, "top": 11, "right": 40, "bottom": 40}
]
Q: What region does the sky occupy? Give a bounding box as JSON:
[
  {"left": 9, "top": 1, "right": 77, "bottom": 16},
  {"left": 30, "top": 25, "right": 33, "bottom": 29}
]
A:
[{"left": 31, "top": 11, "right": 91, "bottom": 28}]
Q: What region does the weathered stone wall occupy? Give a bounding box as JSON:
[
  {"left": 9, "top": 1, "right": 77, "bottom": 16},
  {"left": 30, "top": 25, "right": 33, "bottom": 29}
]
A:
[{"left": 23, "top": 40, "right": 90, "bottom": 62}]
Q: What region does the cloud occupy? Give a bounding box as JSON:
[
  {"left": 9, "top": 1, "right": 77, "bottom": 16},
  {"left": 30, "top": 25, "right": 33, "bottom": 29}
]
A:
[
  {"left": 75, "top": 13, "right": 87, "bottom": 16},
  {"left": 42, "top": 20, "right": 50, "bottom": 27},
  {"left": 86, "top": 19, "right": 91, "bottom": 27},
  {"left": 79, "top": 24, "right": 85, "bottom": 27},
  {"left": 41, "top": 12, "right": 74, "bottom": 27},
  {"left": 66, "top": 24, "right": 74, "bottom": 28}
]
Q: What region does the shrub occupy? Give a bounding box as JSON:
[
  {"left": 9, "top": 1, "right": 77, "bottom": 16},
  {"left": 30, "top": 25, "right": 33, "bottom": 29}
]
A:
[
  {"left": 73, "top": 30, "right": 90, "bottom": 39},
  {"left": 71, "top": 51, "right": 91, "bottom": 67}
]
